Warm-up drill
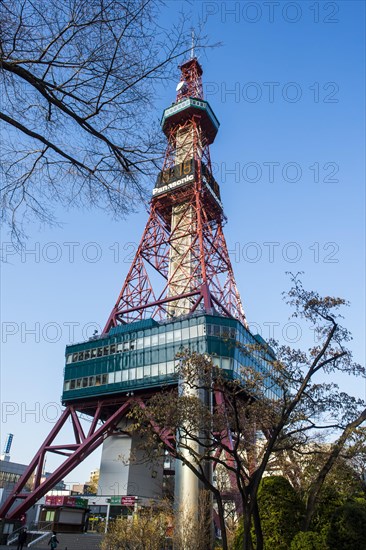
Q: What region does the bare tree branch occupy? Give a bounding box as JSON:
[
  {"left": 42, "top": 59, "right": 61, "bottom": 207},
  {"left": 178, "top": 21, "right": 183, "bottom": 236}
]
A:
[{"left": 0, "top": 0, "right": 210, "bottom": 242}]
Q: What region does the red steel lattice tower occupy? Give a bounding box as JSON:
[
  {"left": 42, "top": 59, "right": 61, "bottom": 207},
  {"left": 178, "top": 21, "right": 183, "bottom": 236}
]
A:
[
  {"left": 0, "top": 56, "right": 249, "bottom": 525},
  {"left": 103, "top": 57, "right": 247, "bottom": 332}
]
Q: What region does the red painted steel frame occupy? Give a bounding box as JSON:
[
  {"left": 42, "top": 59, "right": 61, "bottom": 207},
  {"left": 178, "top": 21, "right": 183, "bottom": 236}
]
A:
[
  {"left": 0, "top": 399, "right": 133, "bottom": 520},
  {"left": 0, "top": 392, "right": 247, "bottom": 521}
]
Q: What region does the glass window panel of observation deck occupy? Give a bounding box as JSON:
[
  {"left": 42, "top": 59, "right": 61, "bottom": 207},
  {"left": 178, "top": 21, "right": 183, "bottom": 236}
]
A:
[
  {"left": 197, "top": 323, "right": 205, "bottom": 337},
  {"left": 159, "top": 347, "right": 167, "bottom": 363},
  {"left": 166, "top": 347, "right": 174, "bottom": 362},
  {"left": 189, "top": 341, "right": 198, "bottom": 353},
  {"left": 189, "top": 325, "right": 198, "bottom": 338},
  {"left": 174, "top": 328, "right": 182, "bottom": 342},
  {"left": 159, "top": 363, "right": 167, "bottom": 376},
  {"left": 197, "top": 340, "right": 206, "bottom": 354},
  {"left": 130, "top": 339, "right": 136, "bottom": 351},
  {"left": 167, "top": 361, "right": 175, "bottom": 374}
]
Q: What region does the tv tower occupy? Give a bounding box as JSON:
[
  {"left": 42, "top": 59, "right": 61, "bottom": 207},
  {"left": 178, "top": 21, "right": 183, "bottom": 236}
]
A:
[{"left": 0, "top": 56, "right": 276, "bottom": 536}]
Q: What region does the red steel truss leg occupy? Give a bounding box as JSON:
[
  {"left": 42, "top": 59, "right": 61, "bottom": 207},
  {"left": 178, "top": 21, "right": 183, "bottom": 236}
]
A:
[{"left": 0, "top": 400, "right": 133, "bottom": 520}]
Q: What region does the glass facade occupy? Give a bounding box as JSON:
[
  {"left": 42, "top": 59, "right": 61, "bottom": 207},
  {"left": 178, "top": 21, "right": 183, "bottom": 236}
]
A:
[{"left": 62, "top": 314, "right": 281, "bottom": 402}]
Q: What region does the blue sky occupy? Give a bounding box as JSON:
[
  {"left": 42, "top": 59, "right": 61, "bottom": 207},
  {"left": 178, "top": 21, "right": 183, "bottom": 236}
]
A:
[{"left": 1, "top": 1, "right": 365, "bottom": 485}]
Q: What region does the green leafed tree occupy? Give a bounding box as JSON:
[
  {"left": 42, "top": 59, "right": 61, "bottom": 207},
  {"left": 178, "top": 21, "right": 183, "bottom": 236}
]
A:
[
  {"left": 290, "top": 531, "right": 327, "bottom": 550},
  {"left": 233, "top": 476, "right": 304, "bottom": 550},
  {"left": 326, "top": 501, "right": 366, "bottom": 550},
  {"left": 257, "top": 476, "right": 304, "bottom": 550}
]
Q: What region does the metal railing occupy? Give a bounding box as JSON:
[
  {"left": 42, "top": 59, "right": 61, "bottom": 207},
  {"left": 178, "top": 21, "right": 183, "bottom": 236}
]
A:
[
  {"left": 6, "top": 521, "right": 53, "bottom": 547},
  {"left": 6, "top": 525, "right": 24, "bottom": 546}
]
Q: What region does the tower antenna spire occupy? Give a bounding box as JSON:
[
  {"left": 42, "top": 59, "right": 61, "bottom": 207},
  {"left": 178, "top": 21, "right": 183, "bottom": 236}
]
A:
[{"left": 190, "top": 28, "right": 195, "bottom": 59}]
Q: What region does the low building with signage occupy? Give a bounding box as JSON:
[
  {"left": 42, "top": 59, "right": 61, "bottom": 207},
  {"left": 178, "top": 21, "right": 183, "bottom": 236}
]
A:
[{"left": 39, "top": 496, "right": 89, "bottom": 533}]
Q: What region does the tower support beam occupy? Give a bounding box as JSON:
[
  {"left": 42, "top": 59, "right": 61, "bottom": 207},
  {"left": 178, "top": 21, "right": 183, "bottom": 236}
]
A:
[{"left": 0, "top": 399, "right": 133, "bottom": 520}]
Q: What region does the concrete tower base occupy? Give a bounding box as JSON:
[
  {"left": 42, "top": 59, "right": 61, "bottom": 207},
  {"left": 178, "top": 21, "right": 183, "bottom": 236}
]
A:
[{"left": 98, "top": 421, "right": 163, "bottom": 499}]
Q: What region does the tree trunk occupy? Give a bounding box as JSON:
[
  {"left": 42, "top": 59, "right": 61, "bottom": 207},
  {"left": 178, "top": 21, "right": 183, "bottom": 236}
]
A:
[
  {"left": 242, "top": 508, "right": 253, "bottom": 550},
  {"left": 215, "top": 494, "right": 229, "bottom": 550},
  {"left": 252, "top": 500, "right": 263, "bottom": 550}
]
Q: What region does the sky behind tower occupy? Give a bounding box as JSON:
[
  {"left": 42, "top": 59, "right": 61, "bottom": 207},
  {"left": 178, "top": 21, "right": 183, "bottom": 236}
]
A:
[{"left": 1, "top": 0, "right": 365, "bottom": 485}]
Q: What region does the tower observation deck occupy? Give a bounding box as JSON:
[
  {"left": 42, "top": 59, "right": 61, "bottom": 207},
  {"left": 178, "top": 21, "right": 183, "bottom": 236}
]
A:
[
  {"left": 0, "top": 57, "right": 279, "bottom": 524},
  {"left": 63, "top": 314, "right": 279, "bottom": 403}
]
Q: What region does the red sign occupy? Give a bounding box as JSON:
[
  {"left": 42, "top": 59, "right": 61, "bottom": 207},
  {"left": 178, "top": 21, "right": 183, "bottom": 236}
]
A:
[
  {"left": 121, "top": 496, "right": 137, "bottom": 506},
  {"left": 45, "top": 495, "right": 88, "bottom": 508},
  {"left": 45, "top": 496, "right": 64, "bottom": 506}
]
